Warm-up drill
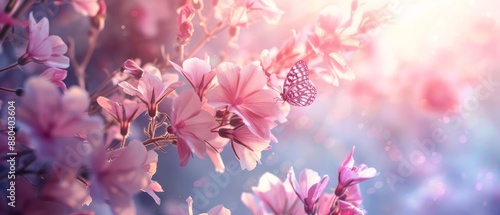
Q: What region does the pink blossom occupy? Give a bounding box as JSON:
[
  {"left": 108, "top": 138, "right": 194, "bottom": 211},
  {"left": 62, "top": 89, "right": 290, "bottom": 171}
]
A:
[
  {"left": 218, "top": 124, "right": 271, "bottom": 170},
  {"left": 243, "top": 172, "right": 302, "bottom": 214},
  {"left": 169, "top": 90, "right": 218, "bottom": 166},
  {"left": 317, "top": 5, "right": 343, "bottom": 32},
  {"left": 288, "top": 167, "right": 330, "bottom": 215},
  {"left": 176, "top": 5, "right": 195, "bottom": 45},
  {"left": 206, "top": 61, "right": 280, "bottom": 140},
  {"left": 121, "top": 59, "right": 144, "bottom": 80},
  {"left": 18, "top": 13, "right": 69, "bottom": 69},
  {"left": 39, "top": 68, "right": 68, "bottom": 91},
  {"left": 170, "top": 58, "right": 217, "bottom": 99},
  {"left": 186, "top": 196, "right": 231, "bottom": 215},
  {"left": 335, "top": 146, "right": 377, "bottom": 197},
  {"left": 419, "top": 78, "right": 458, "bottom": 114},
  {"left": 214, "top": 0, "right": 283, "bottom": 27},
  {"left": 17, "top": 78, "right": 101, "bottom": 163},
  {"left": 142, "top": 150, "right": 164, "bottom": 205},
  {"left": 90, "top": 140, "right": 149, "bottom": 215},
  {"left": 96, "top": 96, "right": 146, "bottom": 137},
  {"left": 54, "top": 0, "right": 100, "bottom": 17},
  {"left": 118, "top": 64, "right": 184, "bottom": 117}
]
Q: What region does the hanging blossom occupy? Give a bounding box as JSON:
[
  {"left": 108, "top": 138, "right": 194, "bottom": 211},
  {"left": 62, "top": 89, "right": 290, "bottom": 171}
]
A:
[
  {"left": 288, "top": 167, "right": 330, "bottom": 215},
  {"left": 18, "top": 13, "right": 69, "bottom": 69},
  {"left": 186, "top": 196, "right": 231, "bottom": 215},
  {"left": 89, "top": 140, "right": 150, "bottom": 215},
  {"left": 206, "top": 61, "right": 282, "bottom": 140},
  {"left": 168, "top": 90, "right": 218, "bottom": 166},
  {"left": 242, "top": 172, "right": 302, "bottom": 214},
  {"left": 39, "top": 68, "right": 68, "bottom": 91},
  {"left": 119, "top": 63, "right": 184, "bottom": 117}
]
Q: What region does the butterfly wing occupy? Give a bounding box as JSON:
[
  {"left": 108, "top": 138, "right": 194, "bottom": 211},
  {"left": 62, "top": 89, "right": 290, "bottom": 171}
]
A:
[{"left": 282, "top": 60, "right": 317, "bottom": 106}]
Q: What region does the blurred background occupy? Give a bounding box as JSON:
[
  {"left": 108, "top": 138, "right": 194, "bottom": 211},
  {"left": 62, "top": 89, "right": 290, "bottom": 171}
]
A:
[{"left": 1, "top": 0, "right": 500, "bottom": 214}]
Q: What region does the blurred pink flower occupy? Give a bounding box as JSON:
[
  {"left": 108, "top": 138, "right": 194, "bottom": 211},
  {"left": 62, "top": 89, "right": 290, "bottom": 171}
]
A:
[
  {"left": 54, "top": 0, "right": 100, "bottom": 17},
  {"left": 169, "top": 90, "right": 218, "bottom": 166},
  {"left": 419, "top": 78, "right": 459, "bottom": 114},
  {"left": 176, "top": 5, "right": 195, "bottom": 45},
  {"left": 243, "top": 172, "right": 302, "bottom": 214},
  {"left": 18, "top": 13, "right": 69, "bottom": 69},
  {"left": 187, "top": 196, "right": 231, "bottom": 215},
  {"left": 90, "top": 140, "right": 149, "bottom": 215},
  {"left": 288, "top": 167, "right": 330, "bottom": 215},
  {"left": 142, "top": 150, "right": 164, "bottom": 205},
  {"left": 119, "top": 65, "right": 184, "bottom": 117},
  {"left": 39, "top": 68, "right": 68, "bottom": 91},
  {"left": 206, "top": 61, "right": 280, "bottom": 140},
  {"left": 335, "top": 146, "right": 377, "bottom": 197},
  {"left": 170, "top": 58, "right": 217, "bottom": 99},
  {"left": 17, "top": 78, "right": 101, "bottom": 162},
  {"left": 218, "top": 124, "right": 270, "bottom": 170},
  {"left": 214, "top": 0, "right": 283, "bottom": 27},
  {"left": 96, "top": 96, "right": 146, "bottom": 137}
]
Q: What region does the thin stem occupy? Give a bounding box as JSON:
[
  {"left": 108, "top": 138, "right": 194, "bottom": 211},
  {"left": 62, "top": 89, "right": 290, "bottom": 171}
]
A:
[
  {"left": 0, "top": 62, "right": 18, "bottom": 73},
  {"left": 0, "top": 86, "right": 16, "bottom": 93},
  {"left": 142, "top": 136, "right": 175, "bottom": 147},
  {"left": 89, "top": 70, "right": 120, "bottom": 99},
  {"left": 185, "top": 24, "right": 228, "bottom": 59}
]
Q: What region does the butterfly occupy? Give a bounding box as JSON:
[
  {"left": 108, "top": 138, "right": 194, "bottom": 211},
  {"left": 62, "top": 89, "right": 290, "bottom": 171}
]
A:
[{"left": 280, "top": 60, "right": 317, "bottom": 106}]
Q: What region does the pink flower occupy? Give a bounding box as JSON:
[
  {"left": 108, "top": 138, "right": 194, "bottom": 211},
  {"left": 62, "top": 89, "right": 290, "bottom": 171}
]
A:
[
  {"left": 142, "top": 150, "right": 164, "bottom": 205},
  {"left": 121, "top": 59, "right": 144, "bottom": 80},
  {"left": 17, "top": 78, "right": 101, "bottom": 163},
  {"left": 243, "top": 172, "right": 302, "bottom": 214},
  {"left": 176, "top": 5, "right": 195, "bottom": 45},
  {"left": 206, "top": 61, "right": 280, "bottom": 140},
  {"left": 214, "top": 0, "right": 283, "bottom": 27},
  {"left": 288, "top": 167, "right": 330, "bottom": 215},
  {"left": 18, "top": 13, "right": 69, "bottom": 69},
  {"left": 186, "top": 196, "right": 231, "bottom": 215},
  {"left": 55, "top": 0, "right": 100, "bottom": 17},
  {"left": 39, "top": 68, "right": 68, "bottom": 91},
  {"left": 218, "top": 124, "right": 271, "bottom": 170},
  {"left": 96, "top": 96, "right": 146, "bottom": 138},
  {"left": 168, "top": 90, "right": 218, "bottom": 166},
  {"left": 317, "top": 5, "right": 343, "bottom": 32},
  {"left": 118, "top": 65, "right": 184, "bottom": 117},
  {"left": 335, "top": 146, "right": 377, "bottom": 197},
  {"left": 170, "top": 58, "right": 217, "bottom": 99},
  {"left": 90, "top": 140, "right": 149, "bottom": 215}
]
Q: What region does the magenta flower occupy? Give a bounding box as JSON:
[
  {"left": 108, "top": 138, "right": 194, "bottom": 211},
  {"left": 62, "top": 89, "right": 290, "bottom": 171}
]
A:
[
  {"left": 206, "top": 61, "right": 281, "bottom": 140},
  {"left": 218, "top": 124, "right": 271, "bottom": 170},
  {"left": 335, "top": 146, "right": 377, "bottom": 197},
  {"left": 170, "top": 58, "right": 217, "bottom": 99},
  {"left": 169, "top": 90, "right": 218, "bottom": 166},
  {"left": 90, "top": 140, "right": 149, "bottom": 215},
  {"left": 288, "top": 167, "right": 330, "bottom": 215},
  {"left": 18, "top": 13, "right": 69, "bottom": 69},
  {"left": 96, "top": 96, "right": 146, "bottom": 138},
  {"left": 39, "top": 68, "right": 68, "bottom": 91},
  {"left": 243, "top": 172, "right": 302, "bottom": 214},
  {"left": 119, "top": 65, "right": 184, "bottom": 117},
  {"left": 176, "top": 5, "right": 195, "bottom": 45},
  {"left": 17, "top": 78, "right": 101, "bottom": 163}
]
